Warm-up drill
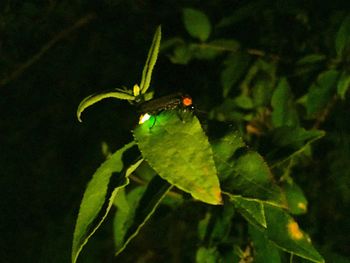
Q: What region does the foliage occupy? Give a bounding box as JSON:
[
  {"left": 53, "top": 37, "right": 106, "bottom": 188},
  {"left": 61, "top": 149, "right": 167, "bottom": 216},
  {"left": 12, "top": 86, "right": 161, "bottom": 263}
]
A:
[
  {"left": 72, "top": 5, "right": 350, "bottom": 260},
  {"left": 1, "top": 1, "right": 349, "bottom": 263}
]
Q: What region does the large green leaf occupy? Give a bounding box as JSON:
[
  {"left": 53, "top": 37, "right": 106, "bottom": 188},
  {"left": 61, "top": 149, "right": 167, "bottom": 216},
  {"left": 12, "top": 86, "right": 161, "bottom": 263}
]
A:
[
  {"left": 335, "top": 14, "right": 350, "bottom": 57},
  {"left": 139, "top": 25, "right": 161, "bottom": 94},
  {"left": 227, "top": 193, "right": 324, "bottom": 262},
  {"left": 76, "top": 89, "right": 135, "bottom": 122},
  {"left": 212, "top": 131, "right": 282, "bottom": 202},
  {"left": 271, "top": 78, "right": 299, "bottom": 128},
  {"left": 261, "top": 204, "right": 324, "bottom": 263},
  {"left": 71, "top": 142, "right": 139, "bottom": 263},
  {"left": 114, "top": 175, "right": 172, "bottom": 255},
  {"left": 133, "top": 111, "right": 222, "bottom": 205},
  {"left": 306, "top": 70, "right": 340, "bottom": 117},
  {"left": 183, "top": 8, "right": 211, "bottom": 41}
]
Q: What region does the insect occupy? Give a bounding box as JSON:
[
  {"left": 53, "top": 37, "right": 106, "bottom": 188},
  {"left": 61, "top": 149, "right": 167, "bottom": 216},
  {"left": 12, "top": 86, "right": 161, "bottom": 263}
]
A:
[{"left": 138, "top": 93, "right": 194, "bottom": 124}]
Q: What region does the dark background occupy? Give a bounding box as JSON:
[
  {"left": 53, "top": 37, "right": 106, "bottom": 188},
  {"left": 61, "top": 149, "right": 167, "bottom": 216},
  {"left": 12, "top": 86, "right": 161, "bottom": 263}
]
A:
[{"left": 1, "top": 1, "right": 349, "bottom": 262}]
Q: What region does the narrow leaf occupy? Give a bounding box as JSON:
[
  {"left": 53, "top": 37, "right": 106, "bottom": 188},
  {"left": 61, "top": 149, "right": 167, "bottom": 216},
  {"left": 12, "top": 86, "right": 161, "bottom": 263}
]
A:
[
  {"left": 306, "top": 70, "right": 339, "bottom": 117},
  {"left": 114, "top": 175, "right": 172, "bottom": 255},
  {"left": 71, "top": 142, "right": 137, "bottom": 263},
  {"left": 139, "top": 26, "right": 162, "bottom": 94},
  {"left": 337, "top": 71, "right": 350, "bottom": 99},
  {"left": 183, "top": 8, "right": 211, "bottom": 41},
  {"left": 335, "top": 14, "right": 350, "bottom": 57},
  {"left": 296, "top": 54, "right": 326, "bottom": 65},
  {"left": 77, "top": 90, "right": 135, "bottom": 122},
  {"left": 133, "top": 111, "right": 222, "bottom": 205}
]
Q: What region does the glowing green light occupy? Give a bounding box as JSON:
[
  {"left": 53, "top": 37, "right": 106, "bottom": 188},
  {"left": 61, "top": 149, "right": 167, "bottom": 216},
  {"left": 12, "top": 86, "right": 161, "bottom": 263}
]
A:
[{"left": 139, "top": 113, "right": 151, "bottom": 124}]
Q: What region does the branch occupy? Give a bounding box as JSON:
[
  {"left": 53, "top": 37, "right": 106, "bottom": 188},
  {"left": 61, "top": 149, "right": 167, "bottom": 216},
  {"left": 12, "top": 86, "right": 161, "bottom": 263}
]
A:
[{"left": 0, "top": 13, "right": 96, "bottom": 88}]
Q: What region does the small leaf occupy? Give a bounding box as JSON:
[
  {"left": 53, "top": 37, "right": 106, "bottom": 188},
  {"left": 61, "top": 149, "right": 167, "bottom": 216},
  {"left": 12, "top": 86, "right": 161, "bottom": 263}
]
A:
[
  {"left": 140, "top": 25, "right": 162, "bottom": 94},
  {"left": 71, "top": 142, "right": 138, "bottom": 263},
  {"left": 283, "top": 181, "right": 308, "bottom": 215},
  {"left": 337, "top": 71, "right": 350, "bottom": 99},
  {"left": 183, "top": 8, "right": 211, "bottom": 41},
  {"left": 77, "top": 90, "right": 135, "bottom": 122},
  {"left": 296, "top": 54, "right": 326, "bottom": 65},
  {"left": 114, "top": 175, "right": 172, "bottom": 255},
  {"left": 209, "top": 39, "right": 240, "bottom": 52},
  {"left": 216, "top": 1, "right": 266, "bottom": 29},
  {"left": 229, "top": 195, "right": 267, "bottom": 229},
  {"left": 271, "top": 78, "right": 299, "bottom": 128},
  {"left": 133, "top": 111, "right": 222, "bottom": 205},
  {"left": 169, "top": 44, "right": 193, "bottom": 64},
  {"left": 335, "top": 14, "right": 350, "bottom": 57},
  {"left": 307, "top": 70, "right": 340, "bottom": 117}
]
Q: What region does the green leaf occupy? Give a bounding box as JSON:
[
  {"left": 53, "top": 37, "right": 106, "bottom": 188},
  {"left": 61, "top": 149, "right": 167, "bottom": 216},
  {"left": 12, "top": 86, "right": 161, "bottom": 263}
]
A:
[
  {"left": 183, "top": 8, "right": 212, "bottom": 41},
  {"left": 208, "top": 39, "right": 240, "bottom": 52},
  {"left": 230, "top": 151, "right": 282, "bottom": 202},
  {"left": 198, "top": 205, "right": 235, "bottom": 244},
  {"left": 271, "top": 78, "right": 299, "bottom": 128},
  {"left": 196, "top": 247, "right": 221, "bottom": 263},
  {"left": 212, "top": 131, "right": 282, "bottom": 202},
  {"left": 114, "top": 175, "right": 172, "bottom": 255},
  {"left": 229, "top": 195, "right": 267, "bottom": 229},
  {"left": 337, "top": 71, "right": 350, "bottom": 99},
  {"left": 216, "top": 1, "right": 266, "bottom": 28},
  {"left": 261, "top": 204, "right": 324, "bottom": 263},
  {"left": 249, "top": 224, "right": 281, "bottom": 263},
  {"left": 307, "top": 70, "right": 340, "bottom": 117},
  {"left": 71, "top": 142, "right": 138, "bottom": 263},
  {"left": 296, "top": 54, "right": 326, "bottom": 65},
  {"left": 283, "top": 181, "right": 308, "bottom": 215},
  {"left": 169, "top": 44, "right": 193, "bottom": 64},
  {"left": 221, "top": 52, "right": 251, "bottom": 97},
  {"left": 211, "top": 131, "right": 245, "bottom": 181},
  {"left": 139, "top": 25, "right": 162, "bottom": 94},
  {"left": 76, "top": 89, "right": 135, "bottom": 122},
  {"left": 133, "top": 111, "right": 222, "bottom": 205},
  {"left": 335, "top": 14, "right": 350, "bottom": 57},
  {"left": 268, "top": 126, "right": 325, "bottom": 166},
  {"left": 113, "top": 186, "right": 146, "bottom": 252}
]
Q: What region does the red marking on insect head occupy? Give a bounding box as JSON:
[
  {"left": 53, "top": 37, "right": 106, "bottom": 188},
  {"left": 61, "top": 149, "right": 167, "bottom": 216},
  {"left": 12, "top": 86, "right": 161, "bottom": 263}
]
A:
[{"left": 182, "top": 96, "right": 192, "bottom": 107}]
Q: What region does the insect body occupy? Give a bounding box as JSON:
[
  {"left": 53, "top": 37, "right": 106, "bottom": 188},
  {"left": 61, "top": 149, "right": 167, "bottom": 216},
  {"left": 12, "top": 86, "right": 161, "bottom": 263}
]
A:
[
  {"left": 138, "top": 93, "right": 193, "bottom": 114},
  {"left": 138, "top": 93, "right": 193, "bottom": 124}
]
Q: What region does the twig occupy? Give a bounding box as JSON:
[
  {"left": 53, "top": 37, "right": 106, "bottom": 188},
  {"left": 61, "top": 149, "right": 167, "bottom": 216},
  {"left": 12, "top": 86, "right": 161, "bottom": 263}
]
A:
[{"left": 0, "top": 13, "right": 96, "bottom": 87}]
